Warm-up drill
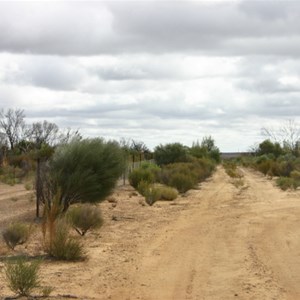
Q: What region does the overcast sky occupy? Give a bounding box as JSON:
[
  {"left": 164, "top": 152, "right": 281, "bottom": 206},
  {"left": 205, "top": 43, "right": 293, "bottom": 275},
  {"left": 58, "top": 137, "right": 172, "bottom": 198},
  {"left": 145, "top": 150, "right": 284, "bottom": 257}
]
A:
[{"left": 0, "top": 0, "right": 299, "bottom": 151}]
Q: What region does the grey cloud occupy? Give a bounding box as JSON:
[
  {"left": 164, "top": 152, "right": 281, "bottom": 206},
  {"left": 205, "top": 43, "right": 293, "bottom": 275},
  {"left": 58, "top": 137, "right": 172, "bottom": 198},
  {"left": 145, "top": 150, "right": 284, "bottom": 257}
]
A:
[
  {"left": 3, "top": 56, "right": 86, "bottom": 90},
  {"left": 93, "top": 60, "right": 182, "bottom": 81},
  {"left": 236, "top": 56, "right": 300, "bottom": 94},
  {"left": 27, "top": 59, "right": 85, "bottom": 90},
  {"left": 0, "top": 1, "right": 300, "bottom": 56},
  {"left": 238, "top": 1, "right": 292, "bottom": 20},
  {"left": 237, "top": 77, "right": 300, "bottom": 94}
]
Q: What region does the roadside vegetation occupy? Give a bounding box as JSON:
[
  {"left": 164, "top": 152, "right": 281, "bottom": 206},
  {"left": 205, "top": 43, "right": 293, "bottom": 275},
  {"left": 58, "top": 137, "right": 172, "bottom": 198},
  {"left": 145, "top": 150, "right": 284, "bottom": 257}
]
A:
[
  {"left": 238, "top": 121, "right": 300, "bottom": 190},
  {"left": 129, "top": 136, "right": 219, "bottom": 205},
  {"left": 0, "top": 108, "right": 220, "bottom": 297}
]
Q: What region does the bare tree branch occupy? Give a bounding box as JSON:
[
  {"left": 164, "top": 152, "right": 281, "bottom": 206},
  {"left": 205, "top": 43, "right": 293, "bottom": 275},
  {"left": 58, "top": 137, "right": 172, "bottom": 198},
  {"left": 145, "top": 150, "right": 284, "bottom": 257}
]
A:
[{"left": 0, "top": 108, "right": 26, "bottom": 150}]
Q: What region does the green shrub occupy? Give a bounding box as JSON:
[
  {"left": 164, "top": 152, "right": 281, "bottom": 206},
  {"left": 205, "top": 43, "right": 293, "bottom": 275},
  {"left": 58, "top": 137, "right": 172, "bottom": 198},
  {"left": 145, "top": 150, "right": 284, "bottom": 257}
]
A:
[
  {"left": 41, "top": 286, "right": 54, "bottom": 297},
  {"left": 2, "top": 223, "right": 31, "bottom": 250},
  {"left": 290, "top": 170, "right": 300, "bottom": 180},
  {"left": 24, "top": 182, "right": 32, "bottom": 191},
  {"left": 4, "top": 257, "right": 41, "bottom": 297},
  {"left": 67, "top": 204, "right": 103, "bottom": 236},
  {"left": 276, "top": 177, "right": 295, "bottom": 190},
  {"left": 129, "top": 162, "right": 160, "bottom": 189},
  {"left": 154, "top": 143, "right": 189, "bottom": 166},
  {"left": 256, "top": 159, "right": 272, "bottom": 175},
  {"left": 138, "top": 182, "right": 178, "bottom": 204},
  {"left": 169, "top": 172, "right": 195, "bottom": 193},
  {"left": 137, "top": 180, "right": 151, "bottom": 196},
  {"left": 137, "top": 181, "right": 160, "bottom": 206},
  {"left": 144, "top": 186, "right": 162, "bottom": 206},
  {"left": 158, "top": 160, "right": 214, "bottom": 193},
  {"left": 49, "top": 138, "right": 126, "bottom": 211},
  {"left": 223, "top": 160, "right": 245, "bottom": 179},
  {"left": 233, "top": 179, "right": 244, "bottom": 188},
  {"left": 157, "top": 185, "right": 178, "bottom": 200},
  {"left": 129, "top": 168, "right": 153, "bottom": 188},
  {"left": 46, "top": 219, "right": 84, "bottom": 261}
]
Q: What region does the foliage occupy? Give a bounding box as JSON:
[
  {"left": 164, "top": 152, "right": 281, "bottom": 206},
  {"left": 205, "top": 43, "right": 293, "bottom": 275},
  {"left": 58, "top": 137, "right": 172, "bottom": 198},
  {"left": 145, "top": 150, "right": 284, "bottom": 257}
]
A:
[
  {"left": 257, "top": 139, "right": 283, "bottom": 158},
  {"left": 224, "top": 164, "right": 242, "bottom": 178},
  {"left": 154, "top": 143, "right": 189, "bottom": 166},
  {"left": 158, "top": 159, "right": 215, "bottom": 193},
  {"left": 45, "top": 218, "right": 84, "bottom": 261},
  {"left": 137, "top": 182, "right": 178, "bottom": 205},
  {"left": 290, "top": 170, "right": 300, "bottom": 180},
  {"left": 157, "top": 184, "right": 178, "bottom": 200},
  {"left": 4, "top": 257, "right": 41, "bottom": 296},
  {"left": 144, "top": 185, "right": 162, "bottom": 206},
  {"left": 0, "top": 165, "right": 23, "bottom": 185},
  {"left": 261, "top": 119, "right": 300, "bottom": 156},
  {"left": 41, "top": 286, "right": 54, "bottom": 297},
  {"left": 276, "top": 177, "right": 297, "bottom": 190},
  {"left": 2, "top": 223, "right": 31, "bottom": 250},
  {"left": 129, "top": 162, "right": 160, "bottom": 189},
  {"left": 48, "top": 138, "right": 126, "bottom": 211},
  {"left": 169, "top": 172, "right": 195, "bottom": 193},
  {"left": 66, "top": 204, "right": 103, "bottom": 236},
  {"left": 137, "top": 181, "right": 159, "bottom": 205},
  {"left": 137, "top": 180, "right": 151, "bottom": 196},
  {"left": 190, "top": 136, "right": 221, "bottom": 163}
]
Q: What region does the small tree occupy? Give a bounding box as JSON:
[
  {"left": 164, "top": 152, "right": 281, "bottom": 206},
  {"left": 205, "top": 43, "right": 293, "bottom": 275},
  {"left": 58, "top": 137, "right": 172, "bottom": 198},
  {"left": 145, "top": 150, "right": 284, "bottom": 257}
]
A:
[
  {"left": 0, "top": 108, "right": 26, "bottom": 150},
  {"left": 190, "top": 136, "right": 220, "bottom": 163},
  {"left": 47, "top": 138, "right": 126, "bottom": 211},
  {"left": 154, "top": 143, "right": 189, "bottom": 166},
  {"left": 262, "top": 119, "right": 300, "bottom": 156},
  {"left": 257, "top": 139, "right": 283, "bottom": 158}
]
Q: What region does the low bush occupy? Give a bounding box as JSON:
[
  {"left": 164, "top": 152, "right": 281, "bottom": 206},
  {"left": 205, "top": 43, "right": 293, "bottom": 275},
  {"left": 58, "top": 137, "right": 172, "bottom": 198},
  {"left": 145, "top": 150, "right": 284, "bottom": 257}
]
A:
[
  {"left": 67, "top": 204, "right": 103, "bottom": 236},
  {"left": 46, "top": 219, "right": 84, "bottom": 261},
  {"left": 144, "top": 186, "right": 162, "bottom": 206},
  {"left": 290, "top": 170, "right": 300, "bottom": 180},
  {"left": 169, "top": 172, "right": 195, "bottom": 193},
  {"left": 158, "top": 160, "right": 214, "bottom": 193},
  {"left": 2, "top": 223, "right": 31, "bottom": 250},
  {"left": 137, "top": 180, "right": 150, "bottom": 196},
  {"left": 4, "top": 257, "right": 40, "bottom": 297},
  {"left": 137, "top": 182, "right": 178, "bottom": 205},
  {"left": 41, "top": 286, "right": 54, "bottom": 297},
  {"left": 0, "top": 165, "right": 24, "bottom": 185},
  {"left": 276, "top": 177, "right": 295, "bottom": 190},
  {"left": 233, "top": 179, "right": 245, "bottom": 188},
  {"left": 157, "top": 185, "right": 178, "bottom": 201},
  {"left": 129, "top": 162, "right": 160, "bottom": 189},
  {"left": 256, "top": 160, "right": 272, "bottom": 175}
]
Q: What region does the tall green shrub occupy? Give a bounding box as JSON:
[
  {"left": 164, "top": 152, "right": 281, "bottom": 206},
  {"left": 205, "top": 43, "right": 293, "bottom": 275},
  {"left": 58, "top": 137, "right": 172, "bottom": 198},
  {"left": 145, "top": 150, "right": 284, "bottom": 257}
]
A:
[
  {"left": 154, "top": 143, "right": 189, "bottom": 166},
  {"left": 48, "top": 138, "right": 126, "bottom": 211}
]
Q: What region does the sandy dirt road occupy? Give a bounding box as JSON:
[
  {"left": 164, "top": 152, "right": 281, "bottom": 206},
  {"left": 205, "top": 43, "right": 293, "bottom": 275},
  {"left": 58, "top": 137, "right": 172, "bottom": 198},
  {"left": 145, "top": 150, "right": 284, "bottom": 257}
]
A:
[
  {"left": 111, "top": 167, "right": 300, "bottom": 300},
  {"left": 1, "top": 167, "right": 300, "bottom": 300}
]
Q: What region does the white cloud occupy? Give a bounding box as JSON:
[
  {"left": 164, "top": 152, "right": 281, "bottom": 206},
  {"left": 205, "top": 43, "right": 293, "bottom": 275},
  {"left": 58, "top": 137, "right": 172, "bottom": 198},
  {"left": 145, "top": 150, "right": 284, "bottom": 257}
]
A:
[{"left": 0, "top": 1, "right": 300, "bottom": 151}]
